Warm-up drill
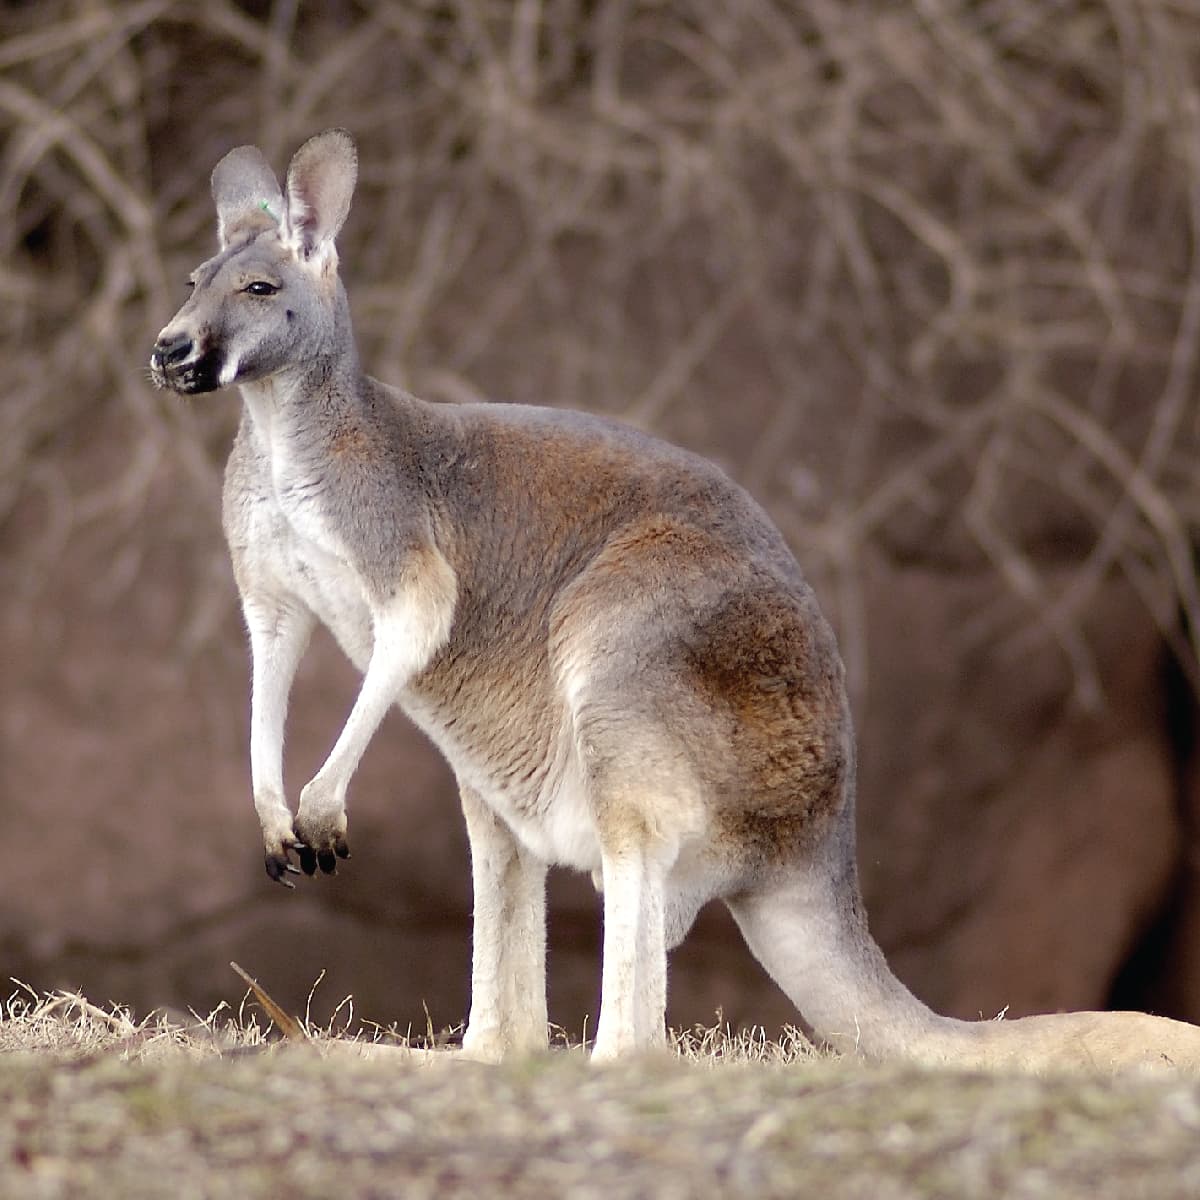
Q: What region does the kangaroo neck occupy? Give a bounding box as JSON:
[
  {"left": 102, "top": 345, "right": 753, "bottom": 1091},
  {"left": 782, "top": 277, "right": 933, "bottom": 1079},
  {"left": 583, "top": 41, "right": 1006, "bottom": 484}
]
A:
[{"left": 238, "top": 348, "right": 366, "bottom": 456}]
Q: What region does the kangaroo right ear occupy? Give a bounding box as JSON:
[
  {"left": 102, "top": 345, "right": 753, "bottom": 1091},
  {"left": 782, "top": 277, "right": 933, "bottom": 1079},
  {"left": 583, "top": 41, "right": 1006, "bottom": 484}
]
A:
[
  {"left": 211, "top": 146, "right": 285, "bottom": 248},
  {"left": 283, "top": 129, "right": 357, "bottom": 265}
]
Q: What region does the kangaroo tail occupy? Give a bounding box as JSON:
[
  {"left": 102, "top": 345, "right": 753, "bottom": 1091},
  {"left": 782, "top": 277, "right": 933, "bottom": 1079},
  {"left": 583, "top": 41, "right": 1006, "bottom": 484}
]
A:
[{"left": 727, "top": 860, "right": 1200, "bottom": 1075}]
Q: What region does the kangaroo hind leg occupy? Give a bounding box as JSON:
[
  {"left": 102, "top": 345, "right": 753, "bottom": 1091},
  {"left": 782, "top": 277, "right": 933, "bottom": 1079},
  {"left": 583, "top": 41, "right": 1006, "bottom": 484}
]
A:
[
  {"left": 591, "top": 819, "right": 678, "bottom": 1061},
  {"left": 581, "top": 719, "right": 697, "bottom": 1060},
  {"left": 459, "top": 785, "right": 549, "bottom": 1061}
]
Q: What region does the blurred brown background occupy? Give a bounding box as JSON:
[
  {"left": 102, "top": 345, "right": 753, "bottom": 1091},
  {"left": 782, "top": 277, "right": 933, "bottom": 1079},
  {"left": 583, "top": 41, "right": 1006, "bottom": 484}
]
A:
[{"left": 5, "top": 0, "right": 1200, "bottom": 1039}]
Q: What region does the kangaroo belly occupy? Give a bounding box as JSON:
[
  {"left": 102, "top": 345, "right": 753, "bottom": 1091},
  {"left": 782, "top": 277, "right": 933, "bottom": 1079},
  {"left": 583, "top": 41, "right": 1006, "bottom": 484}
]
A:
[
  {"left": 400, "top": 691, "right": 601, "bottom": 871},
  {"left": 484, "top": 767, "right": 600, "bottom": 872}
]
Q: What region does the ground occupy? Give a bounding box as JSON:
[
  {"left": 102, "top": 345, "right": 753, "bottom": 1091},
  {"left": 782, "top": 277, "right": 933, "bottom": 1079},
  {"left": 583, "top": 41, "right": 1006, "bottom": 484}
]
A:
[{"left": 3, "top": 989, "right": 1200, "bottom": 1199}]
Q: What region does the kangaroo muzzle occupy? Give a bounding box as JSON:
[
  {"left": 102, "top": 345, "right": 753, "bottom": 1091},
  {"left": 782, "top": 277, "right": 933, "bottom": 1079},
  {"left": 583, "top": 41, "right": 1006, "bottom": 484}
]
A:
[{"left": 150, "top": 328, "right": 225, "bottom": 394}]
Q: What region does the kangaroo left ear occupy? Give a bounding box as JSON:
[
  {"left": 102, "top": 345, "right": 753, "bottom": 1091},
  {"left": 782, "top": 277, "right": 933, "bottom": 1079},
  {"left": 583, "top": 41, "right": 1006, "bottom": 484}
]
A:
[
  {"left": 283, "top": 129, "right": 357, "bottom": 264},
  {"left": 211, "top": 145, "right": 285, "bottom": 249}
]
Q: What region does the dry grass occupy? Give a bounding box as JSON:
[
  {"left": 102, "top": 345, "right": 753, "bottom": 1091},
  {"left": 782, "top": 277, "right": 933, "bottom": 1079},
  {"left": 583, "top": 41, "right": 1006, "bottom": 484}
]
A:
[
  {"left": 1, "top": 975, "right": 818, "bottom": 1066},
  {"left": 0, "top": 976, "right": 421, "bottom": 1064},
  {"left": 6, "top": 982, "right": 1200, "bottom": 1199},
  {"left": 0, "top": 983, "right": 217, "bottom": 1062}
]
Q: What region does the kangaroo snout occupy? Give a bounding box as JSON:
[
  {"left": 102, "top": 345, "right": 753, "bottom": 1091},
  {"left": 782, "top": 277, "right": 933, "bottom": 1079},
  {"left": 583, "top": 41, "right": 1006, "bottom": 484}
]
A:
[
  {"left": 151, "top": 330, "right": 193, "bottom": 368},
  {"left": 149, "top": 326, "right": 223, "bottom": 394}
]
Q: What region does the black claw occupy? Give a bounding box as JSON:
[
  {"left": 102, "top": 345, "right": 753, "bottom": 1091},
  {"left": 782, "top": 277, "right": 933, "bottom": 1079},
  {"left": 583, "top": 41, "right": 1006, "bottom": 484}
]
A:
[
  {"left": 298, "top": 845, "right": 318, "bottom": 876},
  {"left": 265, "top": 854, "right": 297, "bottom": 888},
  {"left": 317, "top": 848, "right": 337, "bottom": 875},
  {"left": 335, "top": 838, "right": 351, "bottom": 860}
]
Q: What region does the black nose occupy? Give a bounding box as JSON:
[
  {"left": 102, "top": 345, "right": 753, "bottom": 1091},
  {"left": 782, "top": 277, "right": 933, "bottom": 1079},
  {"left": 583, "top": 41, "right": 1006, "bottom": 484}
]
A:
[{"left": 152, "top": 331, "right": 193, "bottom": 367}]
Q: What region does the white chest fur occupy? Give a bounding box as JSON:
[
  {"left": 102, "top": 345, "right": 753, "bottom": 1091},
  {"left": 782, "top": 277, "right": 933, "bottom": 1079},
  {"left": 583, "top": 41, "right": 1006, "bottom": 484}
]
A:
[{"left": 239, "top": 420, "right": 375, "bottom": 670}]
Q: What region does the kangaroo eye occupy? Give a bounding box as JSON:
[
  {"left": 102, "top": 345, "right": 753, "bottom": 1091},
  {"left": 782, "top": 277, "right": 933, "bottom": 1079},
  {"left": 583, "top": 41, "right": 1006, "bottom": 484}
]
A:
[{"left": 245, "top": 281, "right": 279, "bottom": 297}]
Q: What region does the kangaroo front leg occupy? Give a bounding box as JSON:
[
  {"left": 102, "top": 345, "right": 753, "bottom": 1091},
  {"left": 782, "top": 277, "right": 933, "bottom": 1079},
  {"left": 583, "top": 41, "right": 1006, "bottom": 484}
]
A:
[
  {"left": 460, "top": 786, "right": 549, "bottom": 1061},
  {"left": 294, "top": 554, "right": 457, "bottom": 874},
  {"left": 592, "top": 837, "right": 670, "bottom": 1061},
  {"left": 244, "top": 595, "right": 315, "bottom": 885}
]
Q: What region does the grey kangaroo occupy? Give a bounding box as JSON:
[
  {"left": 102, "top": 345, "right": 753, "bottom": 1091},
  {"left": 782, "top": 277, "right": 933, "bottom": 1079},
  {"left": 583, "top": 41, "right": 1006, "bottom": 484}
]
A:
[{"left": 152, "top": 129, "right": 1200, "bottom": 1070}]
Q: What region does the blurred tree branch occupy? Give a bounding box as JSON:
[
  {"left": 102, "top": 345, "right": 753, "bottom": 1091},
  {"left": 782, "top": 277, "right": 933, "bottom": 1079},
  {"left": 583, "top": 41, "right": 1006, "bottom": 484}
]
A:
[{"left": 2, "top": 0, "right": 1199, "bottom": 709}]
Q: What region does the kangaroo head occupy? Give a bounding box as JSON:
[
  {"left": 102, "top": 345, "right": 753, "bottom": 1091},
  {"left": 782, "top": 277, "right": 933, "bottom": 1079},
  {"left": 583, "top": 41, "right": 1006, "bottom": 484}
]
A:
[{"left": 150, "top": 129, "right": 358, "bottom": 395}]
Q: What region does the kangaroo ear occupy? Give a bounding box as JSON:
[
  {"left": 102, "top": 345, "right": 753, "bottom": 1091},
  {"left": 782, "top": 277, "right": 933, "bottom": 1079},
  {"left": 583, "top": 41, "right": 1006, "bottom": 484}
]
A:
[
  {"left": 283, "top": 129, "right": 357, "bottom": 264},
  {"left": 211, "top": 145, "right": 285, "bottom": 248}
]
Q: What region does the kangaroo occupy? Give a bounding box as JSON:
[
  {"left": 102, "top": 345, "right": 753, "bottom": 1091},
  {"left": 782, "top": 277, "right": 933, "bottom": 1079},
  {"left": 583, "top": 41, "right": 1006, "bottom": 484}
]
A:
[{"left": 151, "top": 129, "right": 1200, "bottom": 1072}]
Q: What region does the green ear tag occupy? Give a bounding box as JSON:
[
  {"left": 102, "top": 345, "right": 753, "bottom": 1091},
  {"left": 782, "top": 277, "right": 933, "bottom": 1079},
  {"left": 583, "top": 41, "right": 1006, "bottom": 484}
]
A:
[{"left": 258, "top": 200, "right": 277, "bottom": 221}]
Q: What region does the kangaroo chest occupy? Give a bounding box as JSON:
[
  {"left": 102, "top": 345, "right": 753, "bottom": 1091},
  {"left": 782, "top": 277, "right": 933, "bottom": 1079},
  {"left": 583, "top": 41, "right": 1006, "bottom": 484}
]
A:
[
  {"left": 236, "top": 457, "right": 376, "bottom": 671},
  {"left": 284, "top": 520, "right": 375, "bottom": 670}
]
